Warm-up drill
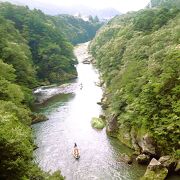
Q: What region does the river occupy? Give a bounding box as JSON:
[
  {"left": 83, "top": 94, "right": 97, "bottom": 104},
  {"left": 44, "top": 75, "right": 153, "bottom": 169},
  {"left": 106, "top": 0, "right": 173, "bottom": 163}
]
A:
[{"left": 32, "top": 42, "right": 147, "bottom": 180}]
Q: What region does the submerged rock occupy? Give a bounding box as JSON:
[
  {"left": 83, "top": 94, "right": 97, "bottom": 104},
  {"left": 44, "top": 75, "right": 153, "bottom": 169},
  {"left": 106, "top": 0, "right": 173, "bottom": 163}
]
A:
[
  {"left": 91, "top": 117, "right": 105, "bottom": 129},
  {"left": 82, "top": 60, "right": 91, "bottom": 64},
  {"left": 136, "top": 154, "right": 151, "bottom": 164},
  {"left": 141, "top": 158, "right": 168, "bottom": 180},
  {"left": 31, "top": 113, "right": 48, "bottom": 124},
  {"left": 119, "top": 153, "right": 133, "bottom": 164},
  {"left": 97, "top": 102, "right": 102, "bottom": 105}
]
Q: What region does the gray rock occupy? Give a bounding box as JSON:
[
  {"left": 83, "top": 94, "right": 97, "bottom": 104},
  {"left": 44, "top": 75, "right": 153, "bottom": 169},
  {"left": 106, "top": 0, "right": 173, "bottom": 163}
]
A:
[
  {"left": 31, "top": 113, "right": 48, "bottom": 124},
  {"left": 97, "top": 102, "right": 102, "bottom": 105},
  {"left": 82, "top": 59, "right": 90, "bottom": 64},
  {"left": 101, "top": 95, "right": 108, "bottom": 110},
  {"left": 141, "top": 158, "right": 168, "bottom": 180},
  {"left": 101, "top": 103, "right": 108, "bottom": 110},
  {"left": 119, "top": 153, "right": 133, "bottom": 164},
  {"left": 99, "top": 114, "right": 105, "bottom": 120},
  {"left": 175, "top": 159, "right": 180, "bottom": 174},
  {"left": 138, "top": 134, "right": 156, "bottom": 156},
  {"left": 136, "top": 154, "right": 151, "bottom": 164},
  {"left": 130, "top": 128, "right": 141, "bottom": 153},
  {"left": 159, "top": 156, "right": 176, "bottom": 172},
  {"left": 106, "top": 114, "right": 118, "bottom": 133}
]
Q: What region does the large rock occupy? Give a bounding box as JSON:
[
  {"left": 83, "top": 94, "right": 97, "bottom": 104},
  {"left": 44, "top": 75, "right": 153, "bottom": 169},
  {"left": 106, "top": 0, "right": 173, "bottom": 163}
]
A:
[
  {"left": 119, "top": 153, "right": 133, "bottom": 164},
  {"left": 130, "top": 128, "right": 141, "bottom": 153},
  {"left": 159, "top": 156, "right": 176, "bottom": 172},
  {"left": 106, "top": 114, "right": 118, "bottom": 133},
  {"left": 141, "top": 158, "right": 168, "bottom": 180},
  {"left": 175, "top": 159, "right": 180, "bottom": 174},
  {"left": 117, "top": 124, "right": 132, "bottom": 148},
  {"left": 31, "top": 113, "right": 48, "bottom": 124},
  {"left": 100, "top": 94, "right": 108, "bottom": 110},
  {"left": 136, "top": 154, "right": 151, "bottom": 164},
  {"left": 138, "top": 134, "right": 156, "bottom": 156}
]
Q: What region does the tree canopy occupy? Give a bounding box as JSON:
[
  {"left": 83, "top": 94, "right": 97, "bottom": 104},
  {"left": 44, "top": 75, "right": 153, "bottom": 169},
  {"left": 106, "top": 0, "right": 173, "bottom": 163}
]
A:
[{"left": 90, "top": 6, "right": 180, "bottom": 155}]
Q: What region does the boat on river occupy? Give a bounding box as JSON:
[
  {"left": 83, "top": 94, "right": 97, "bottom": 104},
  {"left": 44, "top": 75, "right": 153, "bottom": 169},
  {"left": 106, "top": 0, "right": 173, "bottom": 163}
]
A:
[
  {"left": 73, "top": 143, "right": 80, "bottom": 159},
  {"left": 73, "top": 150, "right": 80, "bottom": 159}
]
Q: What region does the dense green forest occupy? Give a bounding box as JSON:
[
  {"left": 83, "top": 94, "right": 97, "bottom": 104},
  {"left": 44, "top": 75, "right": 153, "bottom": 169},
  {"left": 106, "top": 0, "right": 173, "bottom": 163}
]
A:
[
  {"left": 90, "top": 1, "right": 180, "bottom": 157},
  {"left": 52, "top": 15, "right": 102, "bottom": 45},
  {"left": 0, "top": 2, "right": 78, "bottom": 85},
  {"left": 0, "top": 2, "right": 101, "bottom": 179},
  {"left": 148, "top": 0, "right": 180, "bottom": 8}
]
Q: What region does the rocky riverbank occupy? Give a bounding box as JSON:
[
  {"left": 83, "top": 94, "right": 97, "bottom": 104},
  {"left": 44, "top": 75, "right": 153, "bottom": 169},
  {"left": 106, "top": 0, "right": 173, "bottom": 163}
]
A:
[
  {"left": 98, "top": 92, "right": 180, "bottom": 179},
  {"left": 33, "top": 83, "right": 77, "bottom": 104}
]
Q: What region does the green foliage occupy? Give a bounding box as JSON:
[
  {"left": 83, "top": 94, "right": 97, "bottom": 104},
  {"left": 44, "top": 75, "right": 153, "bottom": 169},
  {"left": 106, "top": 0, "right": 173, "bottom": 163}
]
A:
[
  {"left": 148, "top": 0, "right": 180, "bottom": 9},
  {"left": 91, "top": 117, "right": 105, "bottom": 129},
  {"left": 0, "top": 2, "right": 77, "bottom": 84},
  {"left": 0, "top": 60, "right": 24, "bottom": 104},
  {"left": 0, "top": 110, "right": 33, "bottom": 179},
  {"left": 0, "top": 2, "right": 102, "bottom": 83},
  {"left": 52, "top": 14, "right": 102, "bottom": 45},
  {"left": 90, "top": 7, "right": 180, "bottom": 154},
  {"left": 134, "top": 8, "right": 179, "bottom": 32},
  {"left": 0, "top": 108, "right": 64, "bottom": 179},
  {"left": 0, "top": 2, "right": 82, "bottom": 179},
  {"left": 0, "top": 15, "right": 37, "bottom": 88}
]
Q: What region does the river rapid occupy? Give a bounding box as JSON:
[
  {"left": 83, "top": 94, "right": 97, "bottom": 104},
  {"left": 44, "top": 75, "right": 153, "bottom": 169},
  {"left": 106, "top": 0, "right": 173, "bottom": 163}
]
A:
[{"left": 32, "top": 42, "right": 147, "bottom": 180}]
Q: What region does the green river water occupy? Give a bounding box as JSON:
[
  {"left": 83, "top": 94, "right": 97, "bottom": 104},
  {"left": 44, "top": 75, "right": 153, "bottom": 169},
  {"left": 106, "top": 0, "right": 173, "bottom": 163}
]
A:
[{"left": 32, "top": 43, "right": 178, "bottom": 180}]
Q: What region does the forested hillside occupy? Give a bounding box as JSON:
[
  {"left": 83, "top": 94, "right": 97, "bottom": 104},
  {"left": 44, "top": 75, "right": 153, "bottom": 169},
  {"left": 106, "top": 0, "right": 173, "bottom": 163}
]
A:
[
  {"left": 0, "top": 2, "right": 78, "bottom": 85},
  {"left": 0, "top": 2, "right": 101, "bottom": 179},
  {"left": 52, "top": 15, "right": 102, "bottom": 45},
  {"left": 90, "top": 2, "right": 180, "bottom": 158},
  {"left": 148, "top": 0, "right": 180, "bottom": 8}
]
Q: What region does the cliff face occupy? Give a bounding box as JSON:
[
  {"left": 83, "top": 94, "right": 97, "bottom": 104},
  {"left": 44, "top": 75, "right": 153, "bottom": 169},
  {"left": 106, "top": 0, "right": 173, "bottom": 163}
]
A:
[{"left": 90, "top": 7, "right": 180, "bottom": 157}]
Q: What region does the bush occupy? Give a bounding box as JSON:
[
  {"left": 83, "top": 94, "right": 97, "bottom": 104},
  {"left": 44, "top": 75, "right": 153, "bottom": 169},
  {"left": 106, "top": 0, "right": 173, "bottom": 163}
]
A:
[{"left": 91, "top": 117, "right": 105, "bottom": 129}]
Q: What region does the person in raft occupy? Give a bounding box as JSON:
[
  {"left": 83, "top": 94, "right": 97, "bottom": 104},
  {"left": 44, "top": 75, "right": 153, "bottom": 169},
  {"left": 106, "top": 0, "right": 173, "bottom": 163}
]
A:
[{"left": 73, "top": 143, "right": 80, "bottom": 158}]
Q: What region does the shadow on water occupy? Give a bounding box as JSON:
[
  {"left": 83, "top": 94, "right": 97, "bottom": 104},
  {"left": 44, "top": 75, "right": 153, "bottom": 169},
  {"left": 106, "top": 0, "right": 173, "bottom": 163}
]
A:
[{"left": 33, "top": 93, "right": 75, "bottom": 114}]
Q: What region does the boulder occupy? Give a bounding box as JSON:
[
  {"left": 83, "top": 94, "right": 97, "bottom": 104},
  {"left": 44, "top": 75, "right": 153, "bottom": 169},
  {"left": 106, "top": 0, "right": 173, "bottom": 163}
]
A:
[
  {"left": 119, "top": 153, "right": 133, "bottom": 164},
  {"left": 136, "top": 154, "right": 151, "bottom": 164},
  {"left": 100, "top": 94, "right": 109, "bottom": 110},
  {"left": 159, "top": 156, "right": 176, "bottom": 172},
  {"left": 82, "top": 60, "right": 90, "bottom": 64},
  {"left": 97, "top": 102, "right": 102, "bottom": 105},
  {"left": 31, "top": 113, "right": 48, "bottom": 124},
  {"left": 117, "top": 124, "right": 132, "bottom": 148},
  {"left": 91, "top": 117, "right": 105, "bottom": 129},
  {"left": 175, "top": 159, "right": 180, "bottom": 174},
  {"left": 138, "top": 134, "right": 156, "bottom": 156},
  {"left": 130, "top": 128, "right": 141, "bottom": 153},
  {"left": 141, "top": 158, "right": 168, "bottom": 180},
  {"left": 99, "top": 114, "right": 105, "bottom": 120},
  {"left": 106, "top": 114, "right": 118, "bottom": 133},
  {"left": 101, "top": 102, "right": 108, "bottom": 110}
]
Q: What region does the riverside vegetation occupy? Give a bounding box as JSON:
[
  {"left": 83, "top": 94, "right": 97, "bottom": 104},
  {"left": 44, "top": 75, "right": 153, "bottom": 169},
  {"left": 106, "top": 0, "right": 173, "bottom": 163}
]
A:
[
  {"left": 90, "top": 0, "right": 180, "bottom": 178},
  {"left": 0, "top": 2, "right": 102, "bottom": 179}
]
